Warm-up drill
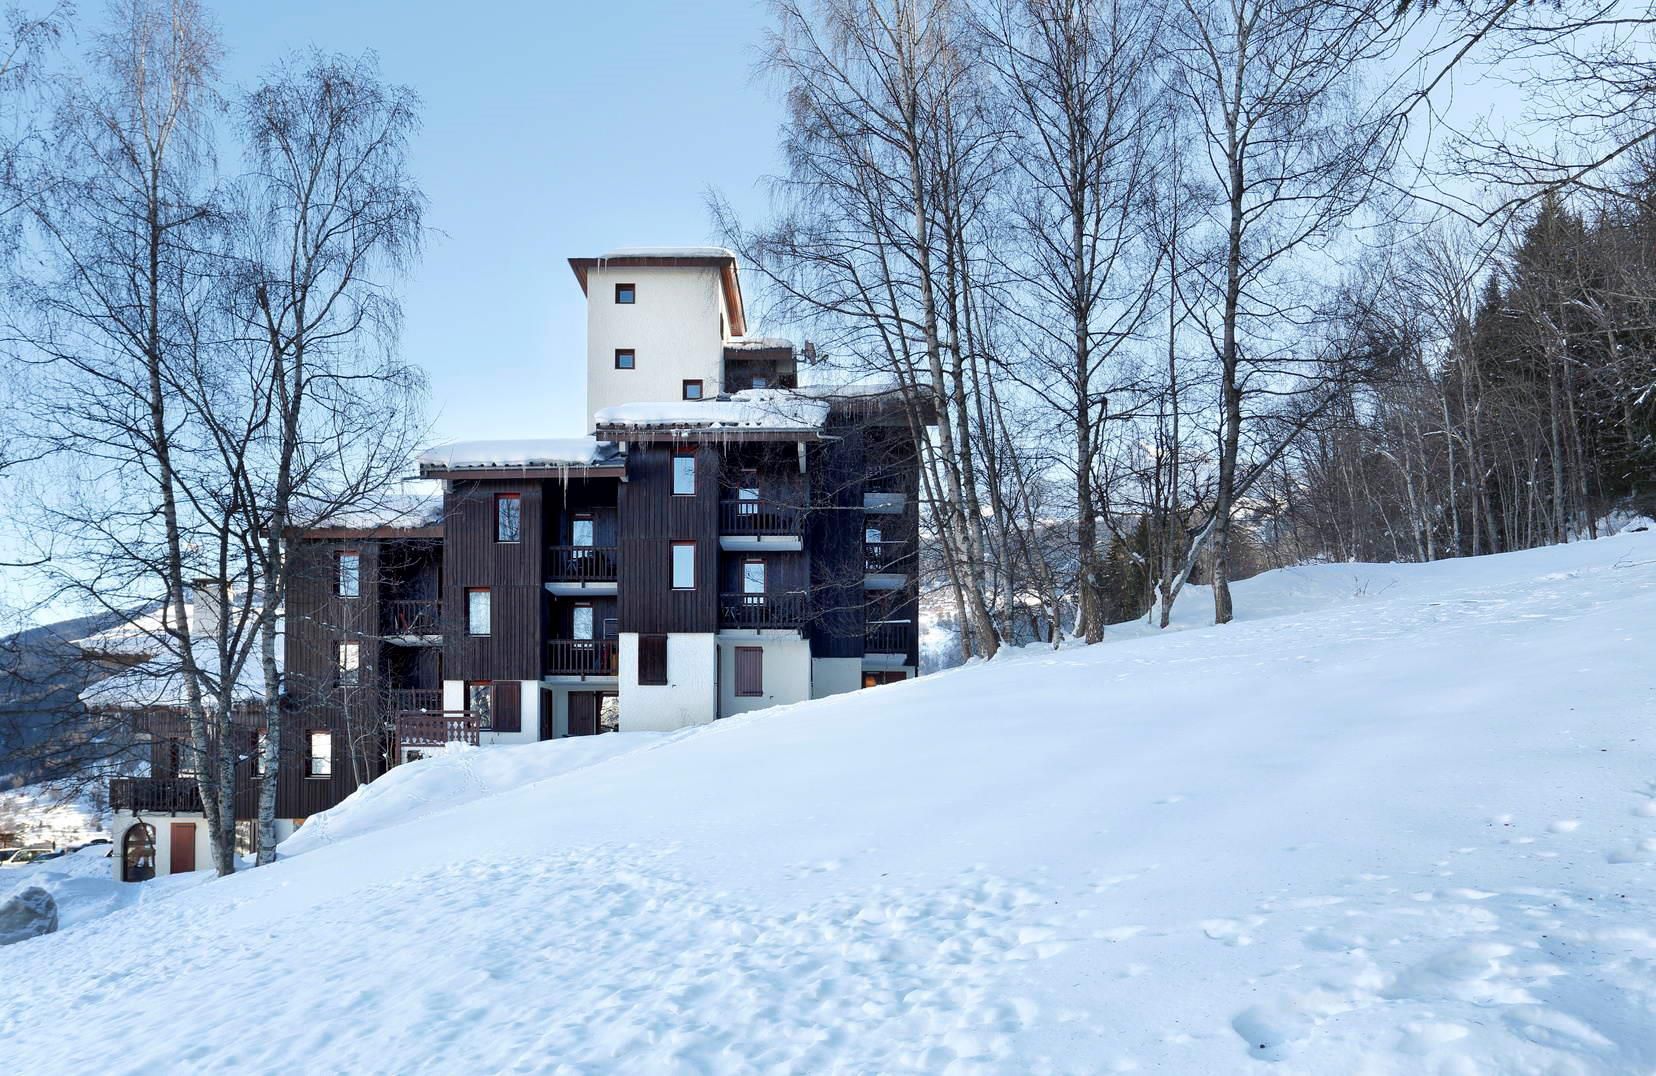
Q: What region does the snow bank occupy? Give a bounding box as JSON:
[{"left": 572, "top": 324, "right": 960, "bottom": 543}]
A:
[
  {"left": 0, "top": 847, "right": 210, "bottom": 932},
  {"left": 9, "top": 531, "right": 1656, "bottom": 1073},
  {"left": 278, "top": 733, "right": 667, "bottom": 858},
  {"left": 418, "top": 436, "right": 618, "bottom": 470},
  {"left": 595, "top": 388, "right": 830, "bottom": 431}
]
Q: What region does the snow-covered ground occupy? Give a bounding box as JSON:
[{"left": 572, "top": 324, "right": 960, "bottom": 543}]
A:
[{"left": 5, "top": 531, "right": 1656, "bottom": 1073}]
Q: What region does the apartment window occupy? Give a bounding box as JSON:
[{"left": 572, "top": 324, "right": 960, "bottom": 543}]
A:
[
  {"left": 614, "top": 282, "right": 635, "bottom": 304},
  {"left": 752, "top": 375, "right": 768, "bottom": 389},
  {"left": 738, "top": 470, "right": 759, "bottom": 515},
  {"left": 336, "top": 641, "right": 360, "bottom": 686},
  {"left": 467, "top": 681, "right": 493, "bottom": 730},
  {"left": 742, "top": 557, "right": 766, "bottom": 598},
  {"left": 671, "top": 448, "right": 696, "bottom": 496},
  {"left": 466, "top": 588, "right": 491, "bottom": 636},
  {"left": 572, "top": 603, "right": 594, "bottom": 641},
  {"left": 682, "top": 379, "right": 704, "bottom": 401},
  {"left": 614, "top": 348, "right": 635, "bottom": 370},
  {"left": 496, "top": 493, "right": 521, "bottom": 543},
  {"left": 336, "top": 551, "right": 360, "bottom": 598},
  {"left": 571, "top": 513, "right": 594, "bottom": 548},
  {"left": 735, "top": 646, "right": 763, "bottom": 697},
  {"left": 308, "top": 730, "right": 332, "bottom": 779},
  {"left": 671, "top": 541, "right": 696, "bottom": 590},
  {"left": 638, "top": 634, "right": 668, "bottom": 685},
  {"left": 866, "top": 524, "right": 883, "bottom": 544}
]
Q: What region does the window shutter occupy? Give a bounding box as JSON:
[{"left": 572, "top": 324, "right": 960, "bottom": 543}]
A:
[
  {"left": 493, "top": 681, "right": 521, "bottom": 733},
  {"left": 638, "top": 635, "right": 668, "bottom": 685},
  {"left": 735, "top": 647, "right": 763, "bottom": 697}
]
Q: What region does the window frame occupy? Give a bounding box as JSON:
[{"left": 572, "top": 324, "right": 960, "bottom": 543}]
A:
[
  {"left": 466, "top": 587, "right": 492, "bottom": 636},
  {"left": 614, "top": 282, "right": 635, "bottom": 304},
  {"left": 335, "top": 550, "right": 360, "bottom": 599},
  {"left": 335, "top": 640, "right": 360, "bottom": 687},
  {"left": 735, "top": 646, "right": 764, "bottom": 697},
  {"left": 670, "top": 541, "right": 697, "bottom": 591},
  {"left": 466, "top": 680, "right": 494, "bottom": 730},
  {"left": 571, "top": 602, "right": 595, "bottom": 641},
  {"left": 614, "top": 348, "right": 635, "bottom": 370},
  {"left": 495, "top": 492, "right": 522, "bottom": 544},
  {"left": 307, "top": 730, "right": 332, "bottom": 779},
  {"left": 682, "top": 379, "right": 704, "bottom": 401},
  {"left": 742, "top": 557, "right": 766, "bottom": 596},
  {"left": 671, "top": 447, "right": 696, "bottom": 497},
  {"left": 571, "top": 512, "right": 594, "bottom": 548}
]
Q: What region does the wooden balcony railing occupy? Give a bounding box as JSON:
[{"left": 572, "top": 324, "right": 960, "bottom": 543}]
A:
[
  {"left": 110, "top": 776, "right": 203, "bottom": 814},
  {"left": 547, "top": 545, "right": 618, "bottom": 581},
  {"left": 393, "top": 713, "right": 480, "bottom": 764},
  {"left": 382, "top": 598, "right": 441, "bottom": 636},
  {"left": 864, "top": 620, "right": 914, "bottom": 654},
  {"left": 547, "top": 639, "right": 618, "bottom": 677},
  {"left": 385, "top": 688, "right": 444, "bottom": 715},
  {"left": 864, "top": 540, "right": 912, "bottom": 573},
  {"left": 720, "top": 591, "right": 809, "bottom": 629},
  {"left": 720, "top": 499, "right": 803, "bottom": 536}
]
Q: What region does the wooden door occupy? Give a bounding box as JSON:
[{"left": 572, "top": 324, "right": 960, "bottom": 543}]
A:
[
  {"left": 169, "top": 822, "right": 196, "bottom": 874},
  {"left": 569, "top": 692, "right": 598, "bottom": 737}
]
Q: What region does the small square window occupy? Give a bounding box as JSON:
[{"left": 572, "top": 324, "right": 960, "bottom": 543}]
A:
[
  {"left": 682, "top": 379, "right": 704, "bottom": 401},
  {"left": 615, "top": 282, "right": 635, "bottom": 304},
  {"left": 614, "top": 348, "right": 635, "bottom": 370}
]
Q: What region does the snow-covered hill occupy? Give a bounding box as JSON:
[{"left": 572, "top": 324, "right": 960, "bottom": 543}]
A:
[{"left": 5, "top": 531, "right": 1656, "bottom": 1073}]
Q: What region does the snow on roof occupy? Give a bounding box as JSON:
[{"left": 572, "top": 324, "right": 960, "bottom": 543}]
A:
[
  {"left": 724, "top": 336, "right": 794, "bottom": 351},
  {"left": 73, "top": 596, "right": 280, "bottom": 710},
  {"left": 317, "top": 491, "right": 444, "bottom": 530},
  {"left": 418, "top": 437, "right": 621, "bottom": 471},
  {"left": 600, "top": 246, "right": 737, "bottom": 261},
  {"left": 594, "top": 389, "right": 830, "bottom": 433}
]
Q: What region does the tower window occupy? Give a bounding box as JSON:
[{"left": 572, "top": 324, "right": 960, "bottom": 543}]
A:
[
  {"left": 682, "top": 379, "right": 704, "bottom": 401},
  {"left": 614, "top": 348, "right": 635, "bottom": 370},
  {"left": 614, "top": 282, "right": 635, "bottom": 304}
]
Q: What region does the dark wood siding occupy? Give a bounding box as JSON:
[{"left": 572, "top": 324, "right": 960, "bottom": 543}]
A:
[
  {"left": 619, "top": 446, "right": 718, "bottom": 633},
  {"left": 444, "top": 479, "right": 545, "bottom": 681}
]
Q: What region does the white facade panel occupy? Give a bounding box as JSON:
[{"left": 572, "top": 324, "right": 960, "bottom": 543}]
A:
[
  {"left": 719, "top": 633, "right": 811, "bottom": 718},
  {"left": 585, "top": 265, "right": 729, "bottom": 423},
  {"left": 810, "top": 656, "right": 863, "bottom": 700},
  {"left": 618, "top": 632, "right": 718, "bottom": 731}
]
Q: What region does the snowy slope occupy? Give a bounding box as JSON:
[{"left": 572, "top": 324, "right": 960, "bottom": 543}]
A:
[{"left": 5, "top": 533, "right": 1656, "bottom": 1073}]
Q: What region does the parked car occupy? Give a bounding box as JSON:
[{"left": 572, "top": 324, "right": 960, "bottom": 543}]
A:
[{"left": 0, "top": 847, "right": 54, "bottom": 868}]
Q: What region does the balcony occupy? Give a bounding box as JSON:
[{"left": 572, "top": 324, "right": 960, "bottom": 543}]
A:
[
  {"left": 864, "top": 620, "right": 914, "bottom": 659},
  {"left": 864, "top": 540, "right": 912, "bottom": 589},
  {"left": 546, "top": 638, "right": 618, "bottom": 678},
  {"left": 394, "top": 713, "right": 479, "bottom": 765},
  {"left": 110, "top": 776, "right": 203, "bottom": 814},
  {"left": 719, "top": 499, "right": 803, "bottom": 551},
  {"left": 385, "top": 688, "right": 444, "bottom": 715},
  {"left": 381, "top": 599, "right": 442, "bottom": 641},
  {"left": 547, "top": 546, "right": 618, "bottom": 595},
  {"left": 720, "top": 591, "right": 808, "bottom": 631}
]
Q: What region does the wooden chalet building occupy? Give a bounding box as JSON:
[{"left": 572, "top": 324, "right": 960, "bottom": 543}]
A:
[{"left": 106, "top": 247, "right": 924, "bottom": 881}]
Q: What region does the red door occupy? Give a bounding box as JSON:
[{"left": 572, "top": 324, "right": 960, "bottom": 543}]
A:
[{"left": 170, "top": 822, "right": 196, "bottom": 874}]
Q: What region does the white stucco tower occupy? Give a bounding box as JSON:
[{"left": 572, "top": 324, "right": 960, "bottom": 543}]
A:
[{"left": 569, "top": 247, "right": 746, "bottom": 424}]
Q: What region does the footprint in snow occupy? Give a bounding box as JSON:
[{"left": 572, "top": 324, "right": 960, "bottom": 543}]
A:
[{"left": 1549, "top": 819, "right": 1581, "bottom": 834}]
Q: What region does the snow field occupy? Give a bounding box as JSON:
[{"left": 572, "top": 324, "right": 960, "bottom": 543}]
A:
[{"left": 2, "top": 529, "right": 1655, "bottom": 1073}]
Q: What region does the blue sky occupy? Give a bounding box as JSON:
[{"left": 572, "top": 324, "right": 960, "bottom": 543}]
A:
[{"left": 213, "top": 1, "right": 786, "bottom": 443}]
